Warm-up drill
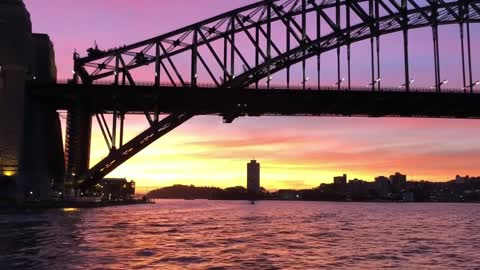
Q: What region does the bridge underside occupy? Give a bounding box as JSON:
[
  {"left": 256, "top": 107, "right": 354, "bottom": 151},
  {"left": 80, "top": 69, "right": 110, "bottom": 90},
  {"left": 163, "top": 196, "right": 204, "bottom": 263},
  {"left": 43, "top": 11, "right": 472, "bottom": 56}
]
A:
[
  {"left": 29, "top": 84, "right": 480, "bottom": 190},
  {"left": 30, "top": 84, "right": 480, "bottom": 119}
]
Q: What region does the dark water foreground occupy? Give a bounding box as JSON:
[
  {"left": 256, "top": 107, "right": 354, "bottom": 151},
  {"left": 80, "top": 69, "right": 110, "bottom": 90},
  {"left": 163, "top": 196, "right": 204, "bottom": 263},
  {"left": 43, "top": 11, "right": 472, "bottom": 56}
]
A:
[
  {"left": 0, "top": 199, "right": 153, "bottom": 214},
  {"left": 1, "top": 200, "right": 479, "bottom": 269}
]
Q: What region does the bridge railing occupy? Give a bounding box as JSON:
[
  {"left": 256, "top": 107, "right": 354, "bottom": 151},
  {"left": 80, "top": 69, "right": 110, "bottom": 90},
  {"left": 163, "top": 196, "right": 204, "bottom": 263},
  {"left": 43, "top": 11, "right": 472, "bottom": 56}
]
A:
[{"left": 52, "top": 79, "right": 475, "bottom": 94}]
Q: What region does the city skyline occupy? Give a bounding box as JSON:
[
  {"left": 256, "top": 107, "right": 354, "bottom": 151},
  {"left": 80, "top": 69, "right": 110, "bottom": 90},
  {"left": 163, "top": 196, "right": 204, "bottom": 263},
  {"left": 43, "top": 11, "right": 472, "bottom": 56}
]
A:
[
  {"left": 24, "top": 0, "right": 480, "bottom": 190},
  {"left": 136, "top": 167, "right": 474, "bottom": 193}
]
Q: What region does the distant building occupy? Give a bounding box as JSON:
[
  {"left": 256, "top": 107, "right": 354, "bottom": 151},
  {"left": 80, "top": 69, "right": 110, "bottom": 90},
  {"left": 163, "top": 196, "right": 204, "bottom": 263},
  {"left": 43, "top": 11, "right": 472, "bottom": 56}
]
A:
[
  {"left": 348, "top": 178, "right": 366, "bottom": 184},
  {"left": 375, "top": 176, "right": 391, "bottom": 197},
  {"left": 277, "top": 189, "right": 300, "bottom": 200},
  {"left": 402, "top": 192, "right": 415, "bottom": 202},
  {"left": 390, "top": 172, "right": 407, "bottom": 193},
  {"left": 455, "top": 175, "right": 468, "bottom": 184},
  {"left": 348, "top": 178, "right": 370, "bottom": 199},
  {"left": 334, "top": 174, "right": 347, "bottom": 185},
  {"left": 247, "top": 160, "right": 260, "bottom": 193},
  {"left": 99, "top": 178, "right": 135, "bottom": 201}
]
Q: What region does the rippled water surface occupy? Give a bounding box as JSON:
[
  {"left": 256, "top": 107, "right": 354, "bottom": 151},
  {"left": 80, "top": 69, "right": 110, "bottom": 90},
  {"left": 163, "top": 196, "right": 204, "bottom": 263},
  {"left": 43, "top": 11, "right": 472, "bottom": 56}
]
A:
[{"left": 1, "top": 201, "right": 480, "bottom": 269}]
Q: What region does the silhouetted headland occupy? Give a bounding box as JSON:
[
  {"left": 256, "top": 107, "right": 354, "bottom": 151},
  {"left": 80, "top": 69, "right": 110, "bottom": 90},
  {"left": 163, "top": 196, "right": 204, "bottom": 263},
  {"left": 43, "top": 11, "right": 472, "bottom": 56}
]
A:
[{"left": 147, "top": 175, "right": 480, "bottom": 203}]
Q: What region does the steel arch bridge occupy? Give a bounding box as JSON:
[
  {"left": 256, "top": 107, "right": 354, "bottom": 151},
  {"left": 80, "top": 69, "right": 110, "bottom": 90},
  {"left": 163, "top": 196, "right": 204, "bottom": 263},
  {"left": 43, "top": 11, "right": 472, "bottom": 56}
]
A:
[{"left": 66, "top": 0, "right": 480, "bottom": 189}]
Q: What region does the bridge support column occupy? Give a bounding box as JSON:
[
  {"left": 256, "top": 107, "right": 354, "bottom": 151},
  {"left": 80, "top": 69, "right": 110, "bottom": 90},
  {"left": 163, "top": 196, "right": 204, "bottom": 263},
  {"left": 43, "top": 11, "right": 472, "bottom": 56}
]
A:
[
  {"left": 0, "top": 0, "right": 32, "bottom": 205},
  {"left": 20, "top": 101, "right": 65, "bottom": 201},
  {"left": 466, "top": 8, "right": 473, "bottom": 93},
  {"left": 65, "top": 103, "right": 92, "bottom": 196},
  {"left": 0, "top": 66, "right": 27, "bottom": 204}
]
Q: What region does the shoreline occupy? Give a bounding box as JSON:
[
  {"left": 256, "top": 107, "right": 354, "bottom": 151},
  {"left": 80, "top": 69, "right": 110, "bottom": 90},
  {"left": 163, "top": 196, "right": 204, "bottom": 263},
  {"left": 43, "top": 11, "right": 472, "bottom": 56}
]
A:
[
  {"left": 0, "top": 199, "right": 154, "bottom": 214},
  {"left": 3, "top": 199, "right": 478, "bottom": 214},
  {"left": 149, "top": 198, "right": 480, "bottom": 204}
]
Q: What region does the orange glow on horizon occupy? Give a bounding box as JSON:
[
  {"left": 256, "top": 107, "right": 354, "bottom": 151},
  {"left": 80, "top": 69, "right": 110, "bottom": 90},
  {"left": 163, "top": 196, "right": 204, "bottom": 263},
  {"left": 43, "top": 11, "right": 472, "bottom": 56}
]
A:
[{"left": 57, "top": 115, "right": 480, "bottom": 191}]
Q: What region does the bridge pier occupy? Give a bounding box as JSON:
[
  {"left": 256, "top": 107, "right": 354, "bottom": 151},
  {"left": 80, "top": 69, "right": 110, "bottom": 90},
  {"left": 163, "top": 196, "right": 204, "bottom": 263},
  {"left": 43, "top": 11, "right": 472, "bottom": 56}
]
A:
[
  {"left": 0, "top": 1, "right": 65, "bottom": 204},
  {"left": 20, "top": 100, "right": 65, "bottom": 201},
  {"left": 0, "top": 0, "right": 32, "bottom": 204},
  {"left": 65, "top": 105, "right": 92, "bottom": 196}
]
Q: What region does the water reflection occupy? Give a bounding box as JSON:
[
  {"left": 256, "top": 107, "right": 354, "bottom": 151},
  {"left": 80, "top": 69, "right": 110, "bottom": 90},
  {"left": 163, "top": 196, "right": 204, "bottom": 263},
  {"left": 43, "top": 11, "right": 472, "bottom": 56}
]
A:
[{"left": 1, "top": 201, "right": 480, "bottom": 269}]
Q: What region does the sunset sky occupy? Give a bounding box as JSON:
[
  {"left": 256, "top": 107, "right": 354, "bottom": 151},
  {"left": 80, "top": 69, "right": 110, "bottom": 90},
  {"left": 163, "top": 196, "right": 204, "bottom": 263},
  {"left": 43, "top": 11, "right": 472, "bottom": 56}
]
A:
[{"left": 24, "top": 0, "right": 480, "bottom": 191}]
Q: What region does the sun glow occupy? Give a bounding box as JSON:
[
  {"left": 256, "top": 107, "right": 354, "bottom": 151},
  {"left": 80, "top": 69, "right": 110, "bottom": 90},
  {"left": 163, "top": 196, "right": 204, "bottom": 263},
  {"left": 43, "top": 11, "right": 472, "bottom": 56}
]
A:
[{"left": 65, "top": 115, "right": 480, "bottom": 190}]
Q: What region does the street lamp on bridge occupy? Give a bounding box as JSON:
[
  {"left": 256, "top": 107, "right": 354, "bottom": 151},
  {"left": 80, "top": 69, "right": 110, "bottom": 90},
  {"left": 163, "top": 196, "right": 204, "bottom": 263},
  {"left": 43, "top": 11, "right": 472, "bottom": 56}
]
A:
[
  {"left": 301, "top": 76, "right": 309, "bottom": 87},
  {"left": 462, "top": 80, "right": 480, "bottom": 91},
  {"left": 431, "top": 79, "right": 448, "bottom": 90},
  {"left": 334, "top": 77, "right": 345, "bottom": 88},
  {"left": 367, "top": 78, "right": 381, "bottom": 88},
  {"left": 265, "top": 76, "right": 273, "bottom": 85},
  {"left": 400, "top": 78, "right": 415, "bottom": 89}
]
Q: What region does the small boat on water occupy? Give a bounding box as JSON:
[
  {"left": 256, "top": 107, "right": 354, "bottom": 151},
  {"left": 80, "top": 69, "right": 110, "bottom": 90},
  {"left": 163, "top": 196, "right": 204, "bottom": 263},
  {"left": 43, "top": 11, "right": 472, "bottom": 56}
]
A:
[{"left": 250, "top": 200, "right": 255, "bottom": 205}]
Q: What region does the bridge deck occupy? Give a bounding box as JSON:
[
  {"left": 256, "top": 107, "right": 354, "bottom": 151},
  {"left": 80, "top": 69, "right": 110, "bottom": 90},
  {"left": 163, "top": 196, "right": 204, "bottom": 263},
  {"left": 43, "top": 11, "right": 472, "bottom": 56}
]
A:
[{"left": 28, "top": 83, "right": 480, "bottom": 119}]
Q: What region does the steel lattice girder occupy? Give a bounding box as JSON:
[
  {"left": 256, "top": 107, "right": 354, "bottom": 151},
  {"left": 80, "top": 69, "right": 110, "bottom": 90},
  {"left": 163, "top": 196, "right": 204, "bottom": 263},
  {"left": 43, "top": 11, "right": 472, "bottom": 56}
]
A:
[
  {"left": 226, "top": 0, "right": 480, "bottom": 88},
  {"left": 77, "top": 113, "right": 193, "bottom": 188},
  {"left": 74, "top": 0, "right": 480, "bottom": 88}
]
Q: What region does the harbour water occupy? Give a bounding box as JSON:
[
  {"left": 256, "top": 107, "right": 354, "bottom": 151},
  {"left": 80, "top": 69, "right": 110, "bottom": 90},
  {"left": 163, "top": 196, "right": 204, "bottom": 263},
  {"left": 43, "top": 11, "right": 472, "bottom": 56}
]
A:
[{"left": 1, "top": 200, "right": 480, "bottom": 269}]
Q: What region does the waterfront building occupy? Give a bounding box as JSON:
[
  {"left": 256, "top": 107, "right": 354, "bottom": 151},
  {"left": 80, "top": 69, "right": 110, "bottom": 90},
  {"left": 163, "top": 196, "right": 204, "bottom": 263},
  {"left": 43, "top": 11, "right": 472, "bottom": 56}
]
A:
[
  {"left": 247, "top": 160, "right": 260, "bottom": 193},
  {"left": 390, "top": 172, "right": 407, "bottom": 193},
  {"left": 99, "top": 178, "right": 135, "bottom": 201},
  {"left": 402, "top": 192, "right": 415, "bottom": 202},
  {"left": 333, "top": 174, "right": 347, "bottom": 185},
  {"left": 348, "top": 178, "right": 370, "bottom": 198},
  {"left": 455, "top": 175, "right": 468, "bottom": 184},
  {"left": 375, "top": 176, "right": 391, "bottom": 197},
  {"left": 277, "top": 189, "right": 300, "bottom": 200}
]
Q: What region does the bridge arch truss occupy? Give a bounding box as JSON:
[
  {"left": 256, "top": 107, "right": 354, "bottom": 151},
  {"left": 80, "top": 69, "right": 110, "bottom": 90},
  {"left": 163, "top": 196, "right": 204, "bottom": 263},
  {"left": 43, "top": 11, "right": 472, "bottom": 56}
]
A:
[{"left": 70, "top": 0, "right": 480, "bottom": 189}]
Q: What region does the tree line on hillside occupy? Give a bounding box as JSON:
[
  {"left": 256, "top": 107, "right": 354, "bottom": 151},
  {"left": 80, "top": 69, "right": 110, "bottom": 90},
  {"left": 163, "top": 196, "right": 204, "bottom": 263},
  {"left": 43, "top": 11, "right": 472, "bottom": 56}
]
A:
[{"left": 147, "top": 185, "right": 269, "bottom": 200}]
